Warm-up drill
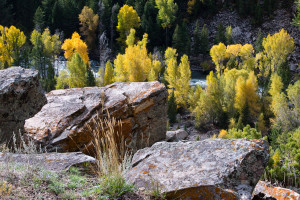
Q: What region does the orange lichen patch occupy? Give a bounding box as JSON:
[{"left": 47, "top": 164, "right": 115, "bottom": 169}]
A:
[
  {"left": 165, "top": 186, "right": 238, "bottom": 200},
  {"left": 140, "top": 170, "right": 150, "bottom": 174},
  {"left": 148, "top": 164, "right": 157, "bottom": 169},
  {"left": 258, "top": 181, "right": 300, "bottom": 200}
]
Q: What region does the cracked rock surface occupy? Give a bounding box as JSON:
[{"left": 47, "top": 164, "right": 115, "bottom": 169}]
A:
[
  {"left": 25, "top": 82, "right": 168, "bottom": 153},
  {"left": 0, "top": 67, "right": 47, "bottom": 143},
  {"left": 126, "top": 139, "right": 270, "bottom": 200}
]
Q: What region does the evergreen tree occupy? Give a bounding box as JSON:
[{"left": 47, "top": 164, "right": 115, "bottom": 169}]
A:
[
  {"left": 254, "top": 1, "right": 263, "bottom": 25},
  {"left": 172, "top": 22, "right": 190, "bottom": 56},
  {"left": 199, "top": 24, "right": 209, "bottom": 54},
  {"left": 214, "top": 22, "right": 226, "bottom": 44},
  {"left": 43, "top": 65, "right": 56, "bottom": 92},
  {"left": 193, "top": 20, "right": 201, "bottom": 55},
  {"left": 86, "top": 67, "right": 96, "bottom": 86},
  {"left": 104, "top": 60, "right": 114, "bottom": 85},
  {"left": 33, "top": 6, "right": 45, "bottom": 31},
  {"left": 168, "top": 90, "right": 177, "bottom": 124},
  {"left": 141, "top": 0, "right": 162, "bottom": 50},
  {"left": 254, "top": 29, "right": 264, "bottom": 53},
  {"left": 67, "top": 53, "right": 87, "bottom": 88}
]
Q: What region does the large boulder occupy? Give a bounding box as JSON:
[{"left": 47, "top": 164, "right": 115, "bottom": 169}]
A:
[
  {"left": 0, "top": 67, "right": 47, "bottom": 143},
  {"left": 25, "top": 82, "right": 168, "bottom": 153},
  {"left": 126, "top": 139, "right": 270, "bottom": 200},
  {"left": 252, "top": 181, "right": 300, "bottom": 200}
]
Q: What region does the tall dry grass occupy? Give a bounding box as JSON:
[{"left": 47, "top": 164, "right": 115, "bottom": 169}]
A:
[{"left": 87, "top": 110, "right": 134, "bottom": 197}]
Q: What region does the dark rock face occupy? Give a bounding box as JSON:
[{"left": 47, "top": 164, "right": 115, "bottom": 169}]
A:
[
  {"left": 252, "top": 181, "right": 300, "bottom": 200},
  {"left": 0, "top": 67, "right": 47, "bottom": 144},
  {"left": 0, "top": 152, "right": 95, "bottom": 171},
  {"left": 126, "top": 139, "right": 270, "bottom": 200},
  {"left": 25, "top": 82, "right": 168, "bottom": 153}
]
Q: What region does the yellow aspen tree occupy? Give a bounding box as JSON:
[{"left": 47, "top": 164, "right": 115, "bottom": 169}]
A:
[
  {"left": 164, "top": 47, "right": 178, "bottom": 65},
  {"left": 148, "top": 60, "right": 161, "bottom": 81},
  {"left": 114, "top": 54, "right": 127, "bottom": 82},
  {"left": 126, "top": 28, "right": 136, "bottom": 46},
  {"left": 210, "top": 42, "right": 226, "bottom": 77},
  {"left": 225, "top": 44, "right": 242, "bottom": 59},
  {"left": 188, "top": 85, "right": 203, "bottom": 111},
  {"left": 117, "top": 5, "right": 140, "bottom": 46},
  {"left": 240, "top": 44, "right": 254, "bottom": 61},
  {"left": 206, "top": 71, "right": 223, "bottom": 123},
  {"left": 223, "top": 68, "right": 249, "bottom": 114},
  {"left": 148, "top": 68, "right": 157, "bottom": 81},
  {"left": 245, "top": 71, "right": 260, "bottom": 117},
  {"left": 114, "top": 33, "right": 152, "bottom": 82},
  {"left": 164, "top": 57, "right": 178, "bottom": 94},
  {"left": 96, "top": 67, "right": 105, "bottom": 86},
  {"left": 67, "top": 53, "right": 87, "bottom": 88},
  {"left": 79, "top": 6, "right": 99, "bottom": 51},
  {"left": 177, "top": 54, "right": 191, "bottom": 107},
  {"left": 269, "top": 73, "right": 283, "bottom": 97},
  {"left": 104, "top": 60, "right": 114, "bottom": 85},
  {"left": 55, "top": 70, "right": 69, "bottom": 89},
  {"left": 0, "top": 25, "right": 26, "bottom": 68},
  {"left": 234, "top": 76, "right": 247, "bottom": 113},
  {"left": 262, "top": 29, "right": 295, "bottom": 72},
  {"left": 61, "top": 32, "right": 89, "bottom": 64}
]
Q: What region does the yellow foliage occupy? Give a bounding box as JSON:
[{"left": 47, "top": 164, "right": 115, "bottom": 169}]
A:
[
  {"left": 223, "top": 68, "right": 249, "bottom": 114},
  {"left": 61, "top": 32, "right": 89, "bottom": 64},
  {"left": 234, "top": 76, "right": 247, "bottom": 113},
  {"left": 177, "top": 55, "right": 191, "bottom": 107},
  {"left": 226, "top": 44, "right": 242, "bottom": 59},
  {"left": 272, "top": 149, "right": 281, "bottom": 167},
  {"left": 234, "top": 71, "right": 260, "bottom": 117},
  {"left": 0, "top": 25, "right": 26, "bottom": 68},
  {"left": 117, "top": 5, "right": 140, "bottom": 45},
  {"left": 56, "top": 70, "right": 69, "bottom": 89},
  {"left": 210, "top": 43, "right": 226, "bottom": 76},
  {"left": 187, "top": 0, "right": 196, "bottom": 15},
  {"left": 262, "top": 29, "right": 294, "bottom": 72},
  {"left": 239, "top": 43, "right": 254, "bottom": 60},
  {"left": 164, "top": 47, "right": 178, "bottom": 65},
  {"left": 104, "top": 60, "right": 114, "bottom": 86},
  {"left": 218, "top": 129, "right": 228, "bottom": 138},
  {"left": 126, "top": 28, "right": 136, "bottom": 46},
  {"left": 269, "top": 73, "right": 283, "bottom": 97},
  {"left": 114, "top": 33, "right": 154, "bottom": 82},
  {"left": 79, "top": 6, "right": 99, "bottom": 50},
  {"left": 245, "top": 71, "right": 260, "bottom": 116}
]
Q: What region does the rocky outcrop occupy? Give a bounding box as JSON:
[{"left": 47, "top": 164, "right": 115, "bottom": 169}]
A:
[
  {"left": 25, "top": 82, "right": 168, "bottom": 153},
  {"left": 252, "top": 181, "right": 300, "bottom": 200},
  {"left": 0, "top": 152, "right": 95, "bottom": 171},
  {"left": 126, "top": 139, "right": 269, "bottom": 200},
  {"left": 0, "top": 67, "right": 47, "bottom": 144}
]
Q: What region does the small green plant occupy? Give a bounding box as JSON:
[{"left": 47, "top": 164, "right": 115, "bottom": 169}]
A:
[
  {"left": 149, "top": 180, "right": 166, "bottom": 200},
  {"left": 98, "top": 175, "right": 134, "bottom": 198},
  {"left": 67, "top": 174, "right": 87, "bottom": 189},
  {"left": 48, "top": 174, "right": 66, "bottom": 195},
  {"left": 196, "top": 136, "right": 200, "bottom": 141}
]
